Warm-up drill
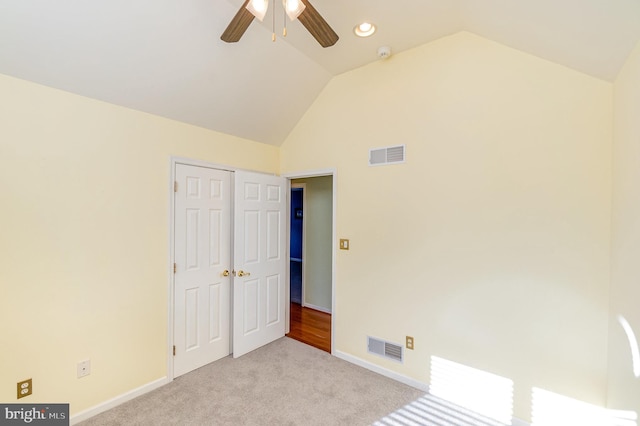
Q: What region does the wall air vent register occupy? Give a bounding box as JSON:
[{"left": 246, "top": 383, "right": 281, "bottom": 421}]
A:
[
  {"left": 369, "top": 145, "right": 406, "bottom": 166},
  {"left": 367, "top": 336, "right": 403, "bottom": 363}
]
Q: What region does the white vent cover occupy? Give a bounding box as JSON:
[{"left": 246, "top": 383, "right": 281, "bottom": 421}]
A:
[
  {"left": 369, "top": 145, "right": 405, "bottom": 166},
  {"left": 368, "top": 336, "right": 403, "bottom": 363}
]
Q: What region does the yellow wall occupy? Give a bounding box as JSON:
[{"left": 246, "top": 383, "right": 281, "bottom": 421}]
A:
[
  {"left": 608, "top": 39, "right": 640, "bottom": 413},
  {"left": 0, "top": 74, "right": 279, "bottom": 414},
  {"left": 280, "top": 32, "right": 613, "bottom": 422},
  {"left": 0, "top": 30, "right": 621, "bottom": 423}
]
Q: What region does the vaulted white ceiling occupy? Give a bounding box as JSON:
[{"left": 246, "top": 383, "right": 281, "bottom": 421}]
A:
[{"left": 1, "top": 0, "right": 638, "bottom": 145}]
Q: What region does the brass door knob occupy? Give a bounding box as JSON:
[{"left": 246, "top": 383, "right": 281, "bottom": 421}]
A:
[
  {"left": 222, "top": 270, "right": 230, "bottom": 277},
  {"left": 237, "top": 270, "right": 251, "bottom": 277}
]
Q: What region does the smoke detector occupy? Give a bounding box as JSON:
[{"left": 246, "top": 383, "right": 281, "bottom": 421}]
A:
[{"left": 377, "top": 46, "right": 391, "bottom": 59}]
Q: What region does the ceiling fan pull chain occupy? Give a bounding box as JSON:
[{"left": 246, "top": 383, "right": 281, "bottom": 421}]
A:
[
  {"left": 283, "top": 5, "right": 287, "bottom": 37},
  {"left": 272, "top": 0, "right": 276, "bottom": 42}
]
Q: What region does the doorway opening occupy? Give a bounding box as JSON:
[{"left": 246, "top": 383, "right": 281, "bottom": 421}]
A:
[{"left": 285, "top": 175, "right": 333, "bottom": 353}]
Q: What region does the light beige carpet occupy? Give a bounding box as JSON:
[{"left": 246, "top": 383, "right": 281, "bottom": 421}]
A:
[{"left": 78, "top": 337, "right": 426, "bottom": 426}]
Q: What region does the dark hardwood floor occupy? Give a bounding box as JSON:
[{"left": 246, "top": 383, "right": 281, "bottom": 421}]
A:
[{"left": 286, "top": 303, "right": 331, "bottom": 353}]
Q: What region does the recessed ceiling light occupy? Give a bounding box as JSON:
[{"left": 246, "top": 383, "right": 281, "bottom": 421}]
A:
[{"left": 354, "top": 22, "right": 376, "bottom": 37}]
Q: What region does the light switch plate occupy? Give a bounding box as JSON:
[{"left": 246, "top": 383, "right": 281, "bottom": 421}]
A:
[{"left": 339, "top": 239, "right": 349, "bottom": 250}]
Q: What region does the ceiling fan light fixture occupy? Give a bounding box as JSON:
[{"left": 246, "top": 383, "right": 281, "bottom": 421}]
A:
[
  {"left": 283, "top": 0, "right": 306, "bottom": 20},
  {"left": 246, "top": 0, "right": 269, "bottom": 21},
  {"left": 354, "top": 22, "right": 376, "bottom": 37},
  {"left": 223, "top": 0, "right": 338, "bottom": 47}
]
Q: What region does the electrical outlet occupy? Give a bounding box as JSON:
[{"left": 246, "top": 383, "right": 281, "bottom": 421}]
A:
[
  {"left": 77, "top": 360, "right": 91, "bottom": 378},
  {"left": 406, "top": 336, "right": 414, "bottom": 350},
  {"left": 17, "top": 378, "right": 32, "bottom": 399}
]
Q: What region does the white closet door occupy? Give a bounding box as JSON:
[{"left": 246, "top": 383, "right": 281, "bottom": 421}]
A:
[
  {"left": 174, "top": 164, "right": 231, "bottom": 376},
  {"left": 233, "top": 170, "right": 286, "bottom": 358}
]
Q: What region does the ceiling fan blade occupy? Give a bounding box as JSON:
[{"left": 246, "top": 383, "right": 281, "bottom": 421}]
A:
[
  {"left": 221, "top": 0, "right": 255, "bottom": 43},
  {"left": 297, "top": 0, "right": 339, "bottom": 48}
]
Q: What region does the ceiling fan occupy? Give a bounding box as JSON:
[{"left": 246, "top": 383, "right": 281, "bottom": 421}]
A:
[{"left": 221, "top": 0, "right": 339, "bottom": 48}]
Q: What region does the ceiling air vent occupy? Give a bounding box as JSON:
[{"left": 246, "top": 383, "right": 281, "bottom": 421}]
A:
[
  {"left": 369, "top": 145, "right": 405, "bottom": 166},
  {"left": 368, "top": 336, "right": 404, "bottom": 363}
]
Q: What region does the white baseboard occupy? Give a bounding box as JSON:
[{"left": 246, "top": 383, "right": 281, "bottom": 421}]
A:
[
  {"left": 70, "top": 376, "right": 169, "bottom": 425},
  {"left": 334, "top": 350, "right": 430, "bottom": 392},
  {"left": 68, "top": 353, "right": 532, "bottom": 426},
  {"left": 303, "top": 303, "right": 332, "bottom": 314},
  {"left": 334, "top": 350, "right": 530, "bottom": 426}
]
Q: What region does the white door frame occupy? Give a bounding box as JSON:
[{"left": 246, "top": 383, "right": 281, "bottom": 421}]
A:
[
  {"left": 283, "top": 169, "right": 337, "bottom": 355},
  {"left": 167, "top": 156, "right": 278, "bottom": 379}
]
